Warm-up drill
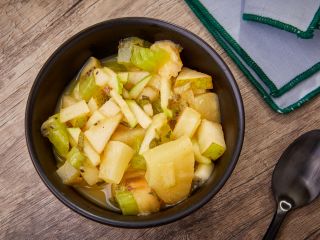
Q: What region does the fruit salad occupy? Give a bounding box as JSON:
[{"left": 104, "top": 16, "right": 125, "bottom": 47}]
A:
[{"left": 41, "top": 37, "right": 226, "bottom": 215}]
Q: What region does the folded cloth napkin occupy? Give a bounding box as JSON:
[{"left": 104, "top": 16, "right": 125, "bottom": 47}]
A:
[
  {"left": 185, "top": 0, "right": 320, "bottom": 113},
  {"left": 243, "top": 0, "right": 320, "bottom": 39}
]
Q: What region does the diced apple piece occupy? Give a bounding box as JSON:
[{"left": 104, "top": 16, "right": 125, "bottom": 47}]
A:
[
  {"left": 85, "top": 110, "right": 105, "bottom": 130},
  {"left": 60, "top": 100, "right": 90, "bottom": 123},
  {"left": 99, "top": 141, "right": 135, "bottom": 184},
  {"left": 194, "top": 163, "right": 214, "bottom": 183},
  {"left": 173, "top": 107, "right": 201, "bottom": 138},
  {"left": 94, "top": 67, "right": 122, "bottom": 93},
  {"left": 180, "top": 89, "right": 195, "bottom": 107},
  {"left": 69, "top": 115, "right": 88, "bottom": 128},
  {"left": 197, "top": 120, "right": 226, "bottom": 160},
  {"left": 126, "top": 100, "right": 152, "bottom": 129},
  {"left": 83, "top": 137, "right": 100, "bottom": 166},
  {"left": 81, "top": 161, "right": 100, "bottom": 186},
  {"left": 175, "top": 67, "right": 213, "bottom": 89},
  {"left": 192, "top": 139, "right": 211, "bottom": 164},
  {"left": 160, "top": 76, "right": 172, "bottom": 117},
  {"left": 67, "top": 128, "right": 81, "bottom": 147},
  {"left": 84, "top": 113, "right": 122, "bottom": 154},
  {"left": 151, "top": 40, "right": 182, "bottom": 78},
  {"left": 122, "top": 88, "right": 130, "bottom": 99},
  {"left": 126, "top": 71, "right": 149, "bottom": 89},
  {"left": 118, "top": 37, "right": 148, "bottom": 64},
  {"left": 139, "top": 113, "right": 167, "bottom": 154},
  {"left": 173, "top": 82, "right": 191, "bottom": 95},
  {"left": 147, "top": 75, "right": 161, "bottom": 90},
  {"left": 71, "top": 83, "right": 81, "bottom": 100},
  {"left": 129, "top": 75, "right": 151, "bottom": 99},
  {"left": 99, "top": 98, "right": 120, "bottom": 117},
  {"left": 193, "top": 93, "right": 221, "bottom": 123},
  {"left": 62, "top": 95, "right": 77, "bottom": 108},
  {"left": 117, "top": 72, "right": 129, "bottom": 83},
  {"left": 193, "top": 88, "right": 206, "bottom": 95},
  {"left": 56, "top": 161, "right": 81, "bottom": 185},
  {"left": 143, "top": 103, "right": 153, "bottom": 117},
  {"left": 110, "top": 90, "right": 137, "bottom": 127},
  {"left": 111, "top": 125, "right": 145, "bottom": 148},
  {"left": 143, "top": 136, "right": 194, "bottom": 204},
  {"left": 138, "top": 87, "right": 159, "bottom": 102},
  {"left": 87, "top": 97, "right": 99, "bottom": 113}
]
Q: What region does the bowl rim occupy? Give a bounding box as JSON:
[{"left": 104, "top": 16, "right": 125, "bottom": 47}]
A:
[{"left": 25, "top": 17, "right": 245, "bottom": 228}]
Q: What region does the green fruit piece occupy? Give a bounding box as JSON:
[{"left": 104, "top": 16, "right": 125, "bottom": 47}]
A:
[
  {"left": 117, "top": 37, "right": 150, "bottom": 64},
  {"left": 117, "top": 72, "right": 129, "bottom": 83},
  {"left": 115, "top": 188, "right": 139, "bottom": 215},
  {"left": 67, "top": 128, "right": 81, "bottom": 147},
  {"left": 192, "top": 139, "right": 211, "bottom": 164},
  {"left": 67, "top": 147, "right": 86, "bottom": 169},
  {"left": 56, "top": 160, "right": 81, "bottom": 185},
  {"left": 130, "top": 45, "right": 170, "bottom": 72},
  {"left": 70, "top": 115, "right": 88, "bottom": 128},
  {"left": 129, "top": 75, "right": 151, "bottom": 99},
  {"left": 41, "top": 114, "right": 70, "bottom": 157},
  {"left": 175, "top": 67, "right": 213, "bottom": 89},
  {"left": 79, "top": 74, "right": 99, "bottom": 102},
  {"left": 78, "top": 57, "right": 101, "bottom": 80},
  {"left": 197, "top": 120, "right": 226, "bottom": 160},
  {"left": 130, "top": 154, "right": 147, "bottom": 170},
  {"left": 103, "top": 59, "right": 127, "bottom": 72}
]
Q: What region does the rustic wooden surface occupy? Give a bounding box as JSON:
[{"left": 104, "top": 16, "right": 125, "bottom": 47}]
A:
[{"left": 1, "top": 0, "right": 319, "bottom": 239}]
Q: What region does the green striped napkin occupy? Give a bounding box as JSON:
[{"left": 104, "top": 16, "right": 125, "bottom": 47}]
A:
[{"left": 185, "top": 0, "right": 320, "bottom": 113}]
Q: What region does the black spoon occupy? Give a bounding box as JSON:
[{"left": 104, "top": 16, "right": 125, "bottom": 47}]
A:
[{"left": 264, "top": 129, "right": 320, "bottom": 240}]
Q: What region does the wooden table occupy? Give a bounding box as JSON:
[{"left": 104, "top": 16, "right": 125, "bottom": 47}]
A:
[{"left": 1, "top": 0, "right": 319, "bottom": 239}]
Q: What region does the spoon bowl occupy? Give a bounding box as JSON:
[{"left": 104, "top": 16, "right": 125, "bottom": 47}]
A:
[{"left": 264, "top": 129, "right": 320, "bottom": 240}]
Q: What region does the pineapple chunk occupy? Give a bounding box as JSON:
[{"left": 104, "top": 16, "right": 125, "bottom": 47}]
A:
[
  {"left": 81, "top": 161, "right": 100, "bottom": 186},
  {"left": 60, "top": 100, "right": 90, "bottom": 123},
  {"left": 197, "top": 120, "right": 226, "bottom": 160},
  {"left": 193, "top": 93, "right": 221, "bottom": 123},
  {"left": 173, "top": 107, "right": 201, "bottom": 138},
  {"left": 67, "top": 128, "right": 81, "bottom": 147},
  {"left": 99, "top": 141, "right": 135, "bottom": 184},
  {"left": 110, "top": 90, "right": 137, "bottom": 127},
  {"left": 84, "top": 110, "right": 105, "bottom": 130},
  {"left": 126, "top": 100, "right": 152, "bottom": 129},
  {"left": 143, "top": 136, "right": 194, "bottom": 204},
  {"left": 139, "top": 113, "right": 167, "bottom": 154},
  {"left": 56, "top": 161, "right": 81, "bottom": 185},
  {"left": 83, "top": 137, "right": 100, "bottom": 166},
  {"left": 99, "top": 98, "right": 121, "bottom": 117},
  {"left": 111, "top": 125, "right": 145, "bottom": 148},
  {"left": 84, "top": 113, "right": 122, "bottom": 153},
  {"left": 175, "top": 67, "right": 213, "bottom": 89}
]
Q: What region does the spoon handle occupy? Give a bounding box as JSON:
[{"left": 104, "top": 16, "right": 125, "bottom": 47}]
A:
[{"left": 263, "top": 200, "right": 292, "bottom": 240}]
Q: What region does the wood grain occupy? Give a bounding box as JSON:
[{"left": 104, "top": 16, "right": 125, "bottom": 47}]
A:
[{"left": 1, "top": 0, "right": 319, "bottom": 239}]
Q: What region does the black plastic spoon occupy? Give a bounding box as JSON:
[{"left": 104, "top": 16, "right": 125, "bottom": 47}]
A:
[{"left": 264, "top": 129, "right": 320, "bottom": 240}]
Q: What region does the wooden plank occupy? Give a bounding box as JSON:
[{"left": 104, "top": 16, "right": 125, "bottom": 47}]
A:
[{"left": 0, "top": 0, "right": 319, "bottom": 239}]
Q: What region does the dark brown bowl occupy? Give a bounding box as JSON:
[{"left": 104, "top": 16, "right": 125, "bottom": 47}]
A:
[{"left": 25, "top": 17, "right": 244, "bottom": 228}]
